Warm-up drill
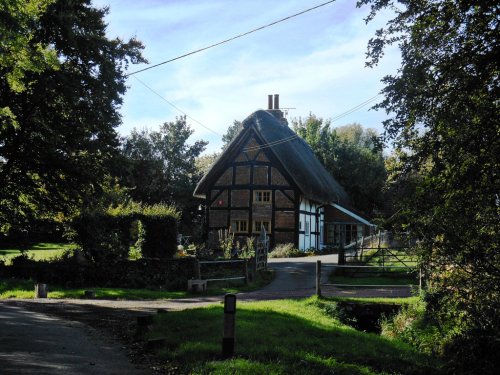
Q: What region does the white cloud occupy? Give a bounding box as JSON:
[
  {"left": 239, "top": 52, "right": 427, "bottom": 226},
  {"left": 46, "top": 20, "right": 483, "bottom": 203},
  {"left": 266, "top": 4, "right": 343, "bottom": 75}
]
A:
[{"left": 99, "top": 0, "right": 401, "bottom": 153}]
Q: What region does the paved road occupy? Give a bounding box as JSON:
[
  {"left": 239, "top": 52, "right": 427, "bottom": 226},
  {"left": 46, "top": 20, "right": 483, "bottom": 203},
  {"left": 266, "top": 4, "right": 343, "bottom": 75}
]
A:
[{"left": 0, "top": 304, "right": 150, "bottom": 374}]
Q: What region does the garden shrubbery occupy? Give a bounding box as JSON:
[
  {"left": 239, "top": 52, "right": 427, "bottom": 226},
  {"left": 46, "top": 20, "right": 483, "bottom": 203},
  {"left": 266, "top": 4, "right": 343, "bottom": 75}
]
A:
[
  {"left": 71, "top": 203, "right": 179, "bottom": 262},
  {"left": 268, "top": 243, "right": 301, "bottom": 258},
  {"left": 0, "top": 203, "right": 188, "bottom": 289}
]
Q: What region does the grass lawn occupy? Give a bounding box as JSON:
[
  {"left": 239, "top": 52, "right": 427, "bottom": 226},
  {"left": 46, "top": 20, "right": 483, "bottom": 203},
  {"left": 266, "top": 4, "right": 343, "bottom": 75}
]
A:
[
  {"left": 0, "top": 242, "right": 72, "bottom": 265},
  {"left": 329, "top": 275, "right": 418, "bottom": 286},
  {"left": 0, "top": 270, "right": 274, "bottom": 300},
  {"left": 148, "top": 297, "right": 441, "bottom": 374},
  {"left": 332, "top": 248, "right": 420, "bottom": 287}
]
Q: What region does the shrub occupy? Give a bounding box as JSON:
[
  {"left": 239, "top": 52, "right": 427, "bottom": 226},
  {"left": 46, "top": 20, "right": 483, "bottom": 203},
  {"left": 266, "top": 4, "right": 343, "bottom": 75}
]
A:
[
  {"left": 70, "top": 203, "right": 179, "bottom": 262},
  {"left": 269, "top": 243, "right": 301, "bottom": 258},
  {"left": 380, "top": 297, "right": 444, "bottom": 356},
  {"left": 218, "top": 228, "right": 234, "bottom": 259}
]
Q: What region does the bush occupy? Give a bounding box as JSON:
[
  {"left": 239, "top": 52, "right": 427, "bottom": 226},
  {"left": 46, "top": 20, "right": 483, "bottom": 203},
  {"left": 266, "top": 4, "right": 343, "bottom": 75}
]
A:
[
  {"left": 70, "top": 203, "right": 179, "bottom": 262},
  {"left": 380, "top": 296, "right": 449, "bottom": 359},
  {"left": 269, "top": 243, "right": 301, "bottom": 258}
]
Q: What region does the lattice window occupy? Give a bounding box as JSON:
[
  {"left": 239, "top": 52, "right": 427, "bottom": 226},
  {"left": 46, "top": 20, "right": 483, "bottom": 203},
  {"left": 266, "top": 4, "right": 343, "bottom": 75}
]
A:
[
  {"left": 254, "top": 190, "right": 271, "bottom": 203},
  {"left": 231, "top": 220, "right": 248, "bottom": 233},
  {"left": 253, "top": 220, "right": 271, "bottom": 233}
]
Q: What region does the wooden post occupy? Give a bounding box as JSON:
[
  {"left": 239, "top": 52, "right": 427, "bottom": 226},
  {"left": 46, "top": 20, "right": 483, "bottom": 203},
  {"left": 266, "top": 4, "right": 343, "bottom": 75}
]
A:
[
  {"left": 222, "top": 294, "right": 236, "bottom": 358},
  {"left": 195, "top": 260, "right": 201, "bottom": 279},
  {"left": 338, "top": 245, "right": 345, "bottom": 265},
  {"left": 35, "top": 283, "right": 47, "bottom": 298},
  {"left": 360, "top": 236, "right": 365, "bottom": 261},
  {"left": 84, "top": 290, "right": 95, "bottom": 299},
  {"left": 243, "top": 259, "right": 249, "bottom": 285},
  {"left": 316, "top": 260, "right": 322, "bottom": 297}
]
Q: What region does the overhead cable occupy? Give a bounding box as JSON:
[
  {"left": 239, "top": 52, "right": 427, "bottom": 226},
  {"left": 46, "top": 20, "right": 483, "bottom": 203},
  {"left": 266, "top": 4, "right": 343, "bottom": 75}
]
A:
[
  {"left": 125, "top": 0, "right": 337, "bottom": 76},
  {"left": 132, "top": 75, "right": 222, "bottom": 136},
  {"left": 243, "top": 94, "right": 383, "bottom": 152}
]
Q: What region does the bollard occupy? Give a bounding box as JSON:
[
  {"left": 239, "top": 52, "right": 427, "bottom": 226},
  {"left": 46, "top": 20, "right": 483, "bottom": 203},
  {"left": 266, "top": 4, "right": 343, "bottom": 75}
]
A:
[
  {"left": 195, "top": 260, "right": 201, "bottom": 279},
  {"left": 84, "top": 290, "right": 95, "bottom": 299},
  {"left": 35, "top": 283, "right": 47, "bottom": 298},
  {"left": 222, "top": 294, "right": 236, "bottom": 358}
]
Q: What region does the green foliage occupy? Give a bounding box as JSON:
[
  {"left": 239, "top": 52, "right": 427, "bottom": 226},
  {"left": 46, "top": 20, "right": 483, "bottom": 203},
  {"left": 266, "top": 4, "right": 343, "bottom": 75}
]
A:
[
  {"left": 380, "top": 298, "right": 443, "bottom": 356},
  {"left": 0, "top": 0, "right": 146, "bottom": 234},
  {"left": 119, "top": 116, "right": 207, "bottom": 234},
  {"left": 269, "top": 242, "right": 301, "bottom": 258},
  {"left": 218, "top": 228, "right": 234, "bottom": 259},
  {"left": 195, "top": 152, "right": 220, "bottom": 176},
  {"left": 358, "top": 0, "right": 500, "bottom": 372},
  {"left": 240, "top": 236, "right": 256, "bottom": 259},
  {"left": 221, "top": 120, "right": 243, "bottom": 149},
  {"left": 0, "top": 0, "right": 58, "bottom": 95},
  {"left": 292, "top": 117, "right": 386, "bottom": 215},
  {"left": 71, "top": 203, "right": 179, "bottom": 262}
]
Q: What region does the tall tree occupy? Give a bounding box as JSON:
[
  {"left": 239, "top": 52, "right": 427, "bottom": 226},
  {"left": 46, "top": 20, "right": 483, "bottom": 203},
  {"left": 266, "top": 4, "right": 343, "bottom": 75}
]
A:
[
  {"left": 358, "top": 0, "right": 499, "bottom": 371},
  {"left": 0, "top": 0, "right": 145, "bottom": 234},
  {"left": 120, "top": 117, "right": 207, "bottom": 232},
  {"left": 293, "top": 116, "right": 386, "bottom": 215},
  {"left": 221, "top": 120, "right": 242, "bottom": 149}
]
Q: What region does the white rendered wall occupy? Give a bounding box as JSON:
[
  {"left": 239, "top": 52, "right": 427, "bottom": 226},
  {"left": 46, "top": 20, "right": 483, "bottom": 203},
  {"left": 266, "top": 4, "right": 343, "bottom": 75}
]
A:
[{"left": 298, "top": 198, "right": 323, "bottom": 251}]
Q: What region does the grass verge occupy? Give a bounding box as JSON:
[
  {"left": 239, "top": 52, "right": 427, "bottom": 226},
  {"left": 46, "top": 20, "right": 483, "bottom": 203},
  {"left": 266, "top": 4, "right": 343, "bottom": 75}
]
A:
[
  {"left": 329, "top": 275, "right": 417, "bottom": 286},
  {"left": 0, "top": 270, "right": 274, "bottom": 300},
  {"left": 148, "top": 297, "right": 441, "bottom": 374}
]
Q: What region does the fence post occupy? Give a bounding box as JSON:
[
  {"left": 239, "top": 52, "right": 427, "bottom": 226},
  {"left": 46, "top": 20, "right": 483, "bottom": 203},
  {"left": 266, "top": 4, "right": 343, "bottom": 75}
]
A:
[
  {"left": 222, "top": 294, "right": 237, "bottom": 358},
  {"left": 338, "top": 245, "right": 345, "bottom": 265},
  {"left": 360, "top": 236, "right": 365, "bottom": 261},
  {"left": 195, "top": 260, "right": 201, "bottom": 279},
  {"left": 316, "top": 260, "right": 322, "bottom": 297},
  {"left": 243, "top": 259, "right": 249, "bottom": 285}
]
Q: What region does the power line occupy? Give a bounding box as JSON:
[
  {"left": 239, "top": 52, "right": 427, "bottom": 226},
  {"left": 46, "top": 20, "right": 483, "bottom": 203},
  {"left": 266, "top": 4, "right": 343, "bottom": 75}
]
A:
[
  {"left": 125, "top": 0, "right": 337, "bottom": 77},
  {"left": 243, "top": 94, "right": 383, "bottom": 152},
  {"left": 331, "top": 94, "right": 382, "bottom": 122},
  {"left": 132, "top": 75, "right": 382, "bottom": 150},
  {"left": 132, "top": 75, "right": 222, "bottom": 136}
]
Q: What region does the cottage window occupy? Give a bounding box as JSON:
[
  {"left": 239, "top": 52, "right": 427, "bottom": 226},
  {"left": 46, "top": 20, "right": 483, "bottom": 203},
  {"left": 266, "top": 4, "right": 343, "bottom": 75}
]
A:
[
  {"left": 253, "top": 220, "right": 271, "bottom": 233},
  {"left": 231, "top": 220, "right": 248, "bottom": 233},
  {"left": 254, "top": 190, "right": 271, "bottom": 203}
]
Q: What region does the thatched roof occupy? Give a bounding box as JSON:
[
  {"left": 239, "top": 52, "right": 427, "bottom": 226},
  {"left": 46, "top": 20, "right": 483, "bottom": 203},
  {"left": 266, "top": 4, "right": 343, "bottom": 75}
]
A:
[{"left": 194, "top": 110, "right": 350, "bottom": 206}]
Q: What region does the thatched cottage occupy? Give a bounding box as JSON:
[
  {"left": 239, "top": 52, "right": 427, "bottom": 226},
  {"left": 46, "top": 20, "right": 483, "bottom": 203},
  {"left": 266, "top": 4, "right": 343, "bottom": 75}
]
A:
[{"left": 194, "top": 95, "right": 374, "bottom": 250}]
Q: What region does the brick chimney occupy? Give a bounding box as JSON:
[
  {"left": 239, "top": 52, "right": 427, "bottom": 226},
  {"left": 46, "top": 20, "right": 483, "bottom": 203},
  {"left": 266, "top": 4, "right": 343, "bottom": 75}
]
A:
[{"left": 266, "top": 94, "right": 287, "bottom": 125}]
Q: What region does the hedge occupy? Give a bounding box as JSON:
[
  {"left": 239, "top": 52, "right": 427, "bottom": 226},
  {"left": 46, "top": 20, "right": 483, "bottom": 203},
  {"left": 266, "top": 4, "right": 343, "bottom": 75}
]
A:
[{"left": 71, "top": 203, "right": 179, "bottom": 262}]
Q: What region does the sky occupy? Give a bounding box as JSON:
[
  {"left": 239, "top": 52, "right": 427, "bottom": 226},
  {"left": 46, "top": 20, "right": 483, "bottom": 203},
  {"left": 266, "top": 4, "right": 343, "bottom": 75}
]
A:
[{"left": 93, "top": 0, "right": 400, "bottom": 154}]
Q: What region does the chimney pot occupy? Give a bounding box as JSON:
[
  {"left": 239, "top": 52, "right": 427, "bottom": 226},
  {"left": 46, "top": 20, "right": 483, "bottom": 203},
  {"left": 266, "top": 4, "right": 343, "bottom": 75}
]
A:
[
  {"left": 274, "top": 94, "right": 279, "bottom": 110},
  {"left": 268, "top": 95, "right": 273, "bottom": 110}
]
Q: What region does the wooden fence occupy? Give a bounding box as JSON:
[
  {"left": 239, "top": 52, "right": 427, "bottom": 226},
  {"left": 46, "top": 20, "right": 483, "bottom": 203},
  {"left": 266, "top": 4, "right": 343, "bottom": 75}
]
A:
[{"left": 195, "top": 259, "right": 249, "bottom": 284}]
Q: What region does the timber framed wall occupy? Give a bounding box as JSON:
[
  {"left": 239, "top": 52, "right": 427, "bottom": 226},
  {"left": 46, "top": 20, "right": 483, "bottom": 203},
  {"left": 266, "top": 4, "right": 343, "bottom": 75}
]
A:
[{"left": 206, "top": 129, "right": 300, "bottom": 248}]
